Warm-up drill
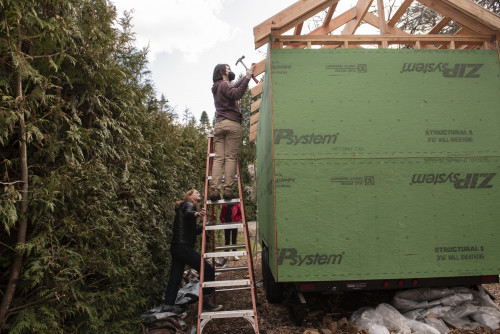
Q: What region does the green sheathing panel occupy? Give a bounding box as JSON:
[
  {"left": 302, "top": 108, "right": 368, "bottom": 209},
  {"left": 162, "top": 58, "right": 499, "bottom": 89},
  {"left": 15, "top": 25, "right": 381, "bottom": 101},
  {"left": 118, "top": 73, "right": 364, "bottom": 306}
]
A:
[
  {"left": 257, "top": 49, "right": 277, "bottom": 278},
  {"left": 269, "top": 48, "right": 500, "bottom": 282}
]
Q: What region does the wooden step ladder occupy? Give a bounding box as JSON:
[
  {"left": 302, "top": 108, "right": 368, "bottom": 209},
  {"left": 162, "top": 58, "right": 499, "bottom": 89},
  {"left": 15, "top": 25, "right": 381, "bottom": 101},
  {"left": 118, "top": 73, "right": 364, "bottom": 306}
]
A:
[{"left": 197, "top": 134, "right": 259, "bottom": 334}]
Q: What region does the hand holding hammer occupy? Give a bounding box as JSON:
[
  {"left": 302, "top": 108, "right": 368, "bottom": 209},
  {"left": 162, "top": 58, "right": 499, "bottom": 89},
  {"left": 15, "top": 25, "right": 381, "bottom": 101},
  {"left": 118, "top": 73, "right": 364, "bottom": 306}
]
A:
[{"left": 235, "top": 55, "right": 258, "bottom": 84}]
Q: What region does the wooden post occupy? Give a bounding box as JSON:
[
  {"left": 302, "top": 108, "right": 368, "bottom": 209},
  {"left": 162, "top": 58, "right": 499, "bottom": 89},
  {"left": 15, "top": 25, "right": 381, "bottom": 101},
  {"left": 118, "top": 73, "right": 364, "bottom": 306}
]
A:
[{"left": 377, "top": 0, "right": 387, "bottom": 35}]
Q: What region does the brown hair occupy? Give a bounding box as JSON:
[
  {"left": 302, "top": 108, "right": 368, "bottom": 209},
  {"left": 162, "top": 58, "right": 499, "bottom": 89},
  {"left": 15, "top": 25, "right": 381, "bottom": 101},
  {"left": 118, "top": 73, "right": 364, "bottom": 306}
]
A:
[
  {"left": 175, "top": 189, "right": 200, "bottom": 211},
  {"left": 212, "top": 63, "right": 228, "bottom": 83}
]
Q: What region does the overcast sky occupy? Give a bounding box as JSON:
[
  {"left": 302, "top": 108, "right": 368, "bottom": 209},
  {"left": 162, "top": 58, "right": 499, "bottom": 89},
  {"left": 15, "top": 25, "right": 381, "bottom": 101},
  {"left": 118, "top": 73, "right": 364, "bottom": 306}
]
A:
[{"left": 110, "top": 0, "right": 302, "bottom": 123}]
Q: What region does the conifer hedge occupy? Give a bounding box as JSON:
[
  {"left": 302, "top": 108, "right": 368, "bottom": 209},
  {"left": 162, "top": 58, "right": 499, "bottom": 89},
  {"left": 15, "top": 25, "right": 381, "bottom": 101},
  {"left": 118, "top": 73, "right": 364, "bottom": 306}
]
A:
[{"left": 0, "top": 0, "right": 206, "bottom": 332}]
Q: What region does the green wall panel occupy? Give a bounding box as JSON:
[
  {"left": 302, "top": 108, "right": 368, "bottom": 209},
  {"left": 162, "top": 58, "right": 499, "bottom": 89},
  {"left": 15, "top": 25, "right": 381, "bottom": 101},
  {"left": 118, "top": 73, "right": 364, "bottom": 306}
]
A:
[
  {"left": 274, "top": 158, "right": 500, "bottom": 281},
  {"left": 272, "top": 49, "right": 500, "bottom": 160},
  {"left": 257, "top": 48, "right": 500, "bottom": 282}
]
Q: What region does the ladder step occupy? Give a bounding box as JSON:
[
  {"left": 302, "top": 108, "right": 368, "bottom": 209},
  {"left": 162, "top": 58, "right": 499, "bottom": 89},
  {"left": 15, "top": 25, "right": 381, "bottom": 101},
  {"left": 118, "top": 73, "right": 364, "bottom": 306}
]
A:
[
  {"left": 206, "top": 198, "right": 240, "bottom": 205},
  {"left": 202, "top": 279, "right": 250, "bottom": 288},
  {"left": 204, "top": 251, "right": 246, "bottom": 258},
  {"left": 205, "top": 223, "right": 242, "bottom": 230},
  {"left": 216, "top": 286, "right": 251, "bottom": 292},
  {"left": 215, "top": 266, "right": 248, "bottom": 273},
  {"left": 200, "top": 309, "right": 254, "bottom": 319},
  {"left": 214, "top": 244, "right": 246, "bottom": 251},
  {"left": 207, "top": 175, "right": 238, "bottom": 181},
  {"left": 209, "top": 153, "right": 215, "bottom": 158}
]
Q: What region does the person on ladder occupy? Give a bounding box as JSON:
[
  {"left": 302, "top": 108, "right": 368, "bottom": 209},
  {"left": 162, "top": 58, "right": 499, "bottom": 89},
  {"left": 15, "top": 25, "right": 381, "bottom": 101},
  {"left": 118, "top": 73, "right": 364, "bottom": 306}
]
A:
[
  {"left": 162, "top": 189, "right": 223, "bottom": 314},
  {"left": 210, "top": 62, "right": 255, "bottom": 201},
  {"left": 219, "top": 203, "right": 242, "bottom": 260}
]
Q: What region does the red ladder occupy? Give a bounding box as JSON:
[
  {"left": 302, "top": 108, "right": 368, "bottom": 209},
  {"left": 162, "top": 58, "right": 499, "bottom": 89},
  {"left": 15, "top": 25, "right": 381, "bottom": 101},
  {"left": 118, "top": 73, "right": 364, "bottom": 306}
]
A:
[{"left": 197, "top": 133, "right": 259, "bottom": 334}]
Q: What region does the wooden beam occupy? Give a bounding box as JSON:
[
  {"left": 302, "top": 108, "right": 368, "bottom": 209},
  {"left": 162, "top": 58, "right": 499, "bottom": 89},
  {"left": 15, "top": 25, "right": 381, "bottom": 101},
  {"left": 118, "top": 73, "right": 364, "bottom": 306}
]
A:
[
  {"left": 428, "top": 17, "right": 452, "bottom": 34},
  {"left": 252, "top": 82, "right": 263, "bottom": 98},
  {"left": 341, "top": 0, "right": 375, "bottom": 35},
  {"left": 387, "top": 0, "right": 413, "bottom": 27},
  {"left": 365, "top": 12, "right": 440, "bottom": 49},
  {"left": 251, "top": 99, "right": 261, "bottom": 113},
  {"left": 249, "top": 123, "right": 258, "bottom": 142},
  {"left": 310, "top": 8, "right": 357, "bottom": 35},
  {"left": 364, "top": 12, "right": 409, "bottom": 35},
  {"left": 273, "top": 34, "right": 490, "bottom": 46},
  {"left": 250, "top": 112, "right": 259, "bottom": 125},
  {"left": 253, "top": 8, "right": 356, "bottom": 77},
  {"left": 416, "top": 0, "right": 497, "bottom": 35},
  {"left": 294, "top": 22, "right": 304, "bottom": 35},
  {"left": 377, "top": 0, "right": 387, "bottom": 35},
  {"left": 441, "top": 26, "right": 483, "bottom": 49},
  {"left": 298, "top": 8, "right": 357, "bottom": 49},
  {"left": 249, "top": 130, "right": 257, "bottom": 142},
  {"left": 254, "top": 60, "right": 265, "bottom": 77},
  {"left": 254, "top": 0, "right": 336, "bottom": 49},
  {"left": 442, "top": 0, "right": 500, "bottom": 31},
  {"left": 323, "top": 0, "right": 338, "bottom": 27}
]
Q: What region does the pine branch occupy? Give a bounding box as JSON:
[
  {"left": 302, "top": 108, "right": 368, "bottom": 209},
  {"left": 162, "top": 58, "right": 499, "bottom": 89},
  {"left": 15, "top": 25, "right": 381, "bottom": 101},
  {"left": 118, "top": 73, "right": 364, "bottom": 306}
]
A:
[
  {"left": 0, "top": 241, "right": 15, "bottom": 252},
  {"left": 21, "top": 47, "right": 70, "bottom": 60}
]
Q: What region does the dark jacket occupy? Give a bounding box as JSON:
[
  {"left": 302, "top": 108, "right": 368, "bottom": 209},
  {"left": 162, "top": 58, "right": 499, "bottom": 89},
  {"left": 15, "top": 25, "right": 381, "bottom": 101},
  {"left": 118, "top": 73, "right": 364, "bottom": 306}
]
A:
[
  {"left": 212, "top": 76, "right": 250, "bottom": 124},
  {"left": 171, "top": 201, "right": 202, "bottom": 247}
]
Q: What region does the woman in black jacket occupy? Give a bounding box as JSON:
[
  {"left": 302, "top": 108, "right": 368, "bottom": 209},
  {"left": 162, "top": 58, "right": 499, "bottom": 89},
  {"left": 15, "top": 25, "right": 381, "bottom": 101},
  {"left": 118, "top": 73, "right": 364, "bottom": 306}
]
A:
[{"left": 163, "top": 189, "right": 222, "bottom": 313}]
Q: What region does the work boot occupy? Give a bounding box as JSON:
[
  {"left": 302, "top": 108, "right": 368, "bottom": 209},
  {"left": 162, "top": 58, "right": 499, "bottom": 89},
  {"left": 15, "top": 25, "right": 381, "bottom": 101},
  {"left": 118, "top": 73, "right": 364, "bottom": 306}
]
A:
[
  {"left": 223, "top": 189, "right": 235, "bottom": 200},
  {"left": 209, "top": 189, "right": 220, "bottom": 202},
  {"left": 203, "top": 298, "right": 223, "bottom": 312}
]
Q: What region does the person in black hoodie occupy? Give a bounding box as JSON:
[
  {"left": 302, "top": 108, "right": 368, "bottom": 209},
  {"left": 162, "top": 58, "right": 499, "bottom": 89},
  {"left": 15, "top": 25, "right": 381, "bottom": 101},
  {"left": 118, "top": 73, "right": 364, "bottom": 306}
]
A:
[
  {"left": 163, "top": 189, "right": 222, "bottom": 313},
  {"left": 210, "top": 63, "right": 255, "bottom": 201}
]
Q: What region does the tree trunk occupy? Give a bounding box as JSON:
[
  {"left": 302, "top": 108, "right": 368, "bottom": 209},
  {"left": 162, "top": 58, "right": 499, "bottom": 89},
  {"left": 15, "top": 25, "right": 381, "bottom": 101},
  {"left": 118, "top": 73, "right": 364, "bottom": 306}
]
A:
[{"left": 0, "top": 66, "right": 29, "bottom": 329}]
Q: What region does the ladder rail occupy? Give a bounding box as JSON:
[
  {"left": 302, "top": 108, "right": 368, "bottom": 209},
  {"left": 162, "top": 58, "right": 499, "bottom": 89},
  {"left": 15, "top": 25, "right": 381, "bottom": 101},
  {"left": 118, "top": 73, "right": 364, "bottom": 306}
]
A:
[
  {"left": 197, "top": 134, "right": 259, "bottom": 334},
  {"left": 236, "top": 159, "right": 259, "bottom": 333},
  {"left": 197, "top": 134, "right": 213, "bottom": 333}
]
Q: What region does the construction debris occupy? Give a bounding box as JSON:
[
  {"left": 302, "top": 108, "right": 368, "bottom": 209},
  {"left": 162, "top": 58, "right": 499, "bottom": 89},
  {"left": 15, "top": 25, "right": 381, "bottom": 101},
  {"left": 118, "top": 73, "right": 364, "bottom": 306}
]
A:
[{"left": 350, "top": 287, "right": 500, "bottom": 334}]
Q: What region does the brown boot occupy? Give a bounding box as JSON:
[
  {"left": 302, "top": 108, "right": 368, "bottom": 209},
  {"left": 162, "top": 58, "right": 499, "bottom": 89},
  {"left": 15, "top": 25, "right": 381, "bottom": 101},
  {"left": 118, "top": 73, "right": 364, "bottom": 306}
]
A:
[
  {"left": 209, "top": 189, "right": 220, "bottom": 202},
  {"left": 203, "top": 298, "right": 223, "bottom": 312},
  {"left": 223, "top": 189, "right": 235, "bottom": 200}
]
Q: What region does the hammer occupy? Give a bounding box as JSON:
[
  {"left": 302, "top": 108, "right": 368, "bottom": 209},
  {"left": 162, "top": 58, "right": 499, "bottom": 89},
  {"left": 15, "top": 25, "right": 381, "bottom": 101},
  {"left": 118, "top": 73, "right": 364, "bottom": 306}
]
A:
[{"left": 235, "top": 55, "right": 258, "bottom": 84}]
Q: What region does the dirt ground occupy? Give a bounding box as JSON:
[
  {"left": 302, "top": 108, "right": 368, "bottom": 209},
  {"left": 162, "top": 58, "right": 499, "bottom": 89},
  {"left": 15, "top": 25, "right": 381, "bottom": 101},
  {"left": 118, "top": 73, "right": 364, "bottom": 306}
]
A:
[{"left": 181, "top": 223, "right": 500, "bottom": 334}]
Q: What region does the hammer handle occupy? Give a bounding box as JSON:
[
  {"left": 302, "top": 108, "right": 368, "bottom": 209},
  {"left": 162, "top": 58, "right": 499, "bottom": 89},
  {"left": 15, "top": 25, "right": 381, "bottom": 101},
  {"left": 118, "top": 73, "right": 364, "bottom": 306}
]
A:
[{"left": 238, "top": 60, "right": 258, "bottom": 84}]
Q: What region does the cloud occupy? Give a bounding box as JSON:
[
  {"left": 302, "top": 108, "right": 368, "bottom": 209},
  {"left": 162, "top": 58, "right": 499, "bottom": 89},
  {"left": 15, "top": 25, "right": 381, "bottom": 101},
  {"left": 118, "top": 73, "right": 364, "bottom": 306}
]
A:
[{"left": 113, "top": 0, "right": 236, "bottom": 62}]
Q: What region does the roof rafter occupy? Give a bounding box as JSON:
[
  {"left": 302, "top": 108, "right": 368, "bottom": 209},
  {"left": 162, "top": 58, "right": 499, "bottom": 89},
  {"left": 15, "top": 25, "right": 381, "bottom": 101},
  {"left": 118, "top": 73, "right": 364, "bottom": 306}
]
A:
[
  {"left": 323, "top": 0, "right": 339, "bottom": 26},
  {"left": 342, "top": 0, "right": 375, "bottom": 34},
  {"left": 442, "top": 0, "right": 500, "bottom": 30},
  {"left": 416, "top": 0, "right": 497, "bottom": 35},
  {"left": 428, "top": 17, "right": 452, "bottom": 33},
  {"left": 388, "top": 0, "right": 414, "bottom": 27},
  {"left": 254, "top": 0, "right": 337, "bottom": 49},
  {"left": 252, "top": 8, "right": 357, "bottom": 78}
]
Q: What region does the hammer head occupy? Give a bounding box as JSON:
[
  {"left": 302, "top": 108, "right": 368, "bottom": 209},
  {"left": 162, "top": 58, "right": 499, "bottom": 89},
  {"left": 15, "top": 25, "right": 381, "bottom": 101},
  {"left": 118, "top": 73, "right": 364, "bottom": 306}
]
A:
[{"left": 235, "top": 55, "right": 245, "bottom": 66}]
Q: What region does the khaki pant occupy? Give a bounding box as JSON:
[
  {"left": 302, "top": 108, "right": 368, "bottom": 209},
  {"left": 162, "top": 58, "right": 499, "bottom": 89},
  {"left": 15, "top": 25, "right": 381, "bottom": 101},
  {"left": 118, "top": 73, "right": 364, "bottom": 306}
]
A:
[{"left": 211, "top": 119, "right": 242, "bottom": 191}]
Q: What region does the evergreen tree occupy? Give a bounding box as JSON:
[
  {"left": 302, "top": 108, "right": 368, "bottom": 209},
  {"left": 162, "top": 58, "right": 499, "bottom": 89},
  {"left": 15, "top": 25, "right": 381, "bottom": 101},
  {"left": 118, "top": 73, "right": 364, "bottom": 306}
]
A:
[
  {"left": 200, "top": 111, "right": 209, "bottom": 124},
  {"left": 0, "top": 1, "right": 207, "bottom": 332},
  {"left": 199, "top": 110, "right": 211, "bottom": 131},
  {"left": 182, "top": 107, "right": 192, "bottom": 124}
]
